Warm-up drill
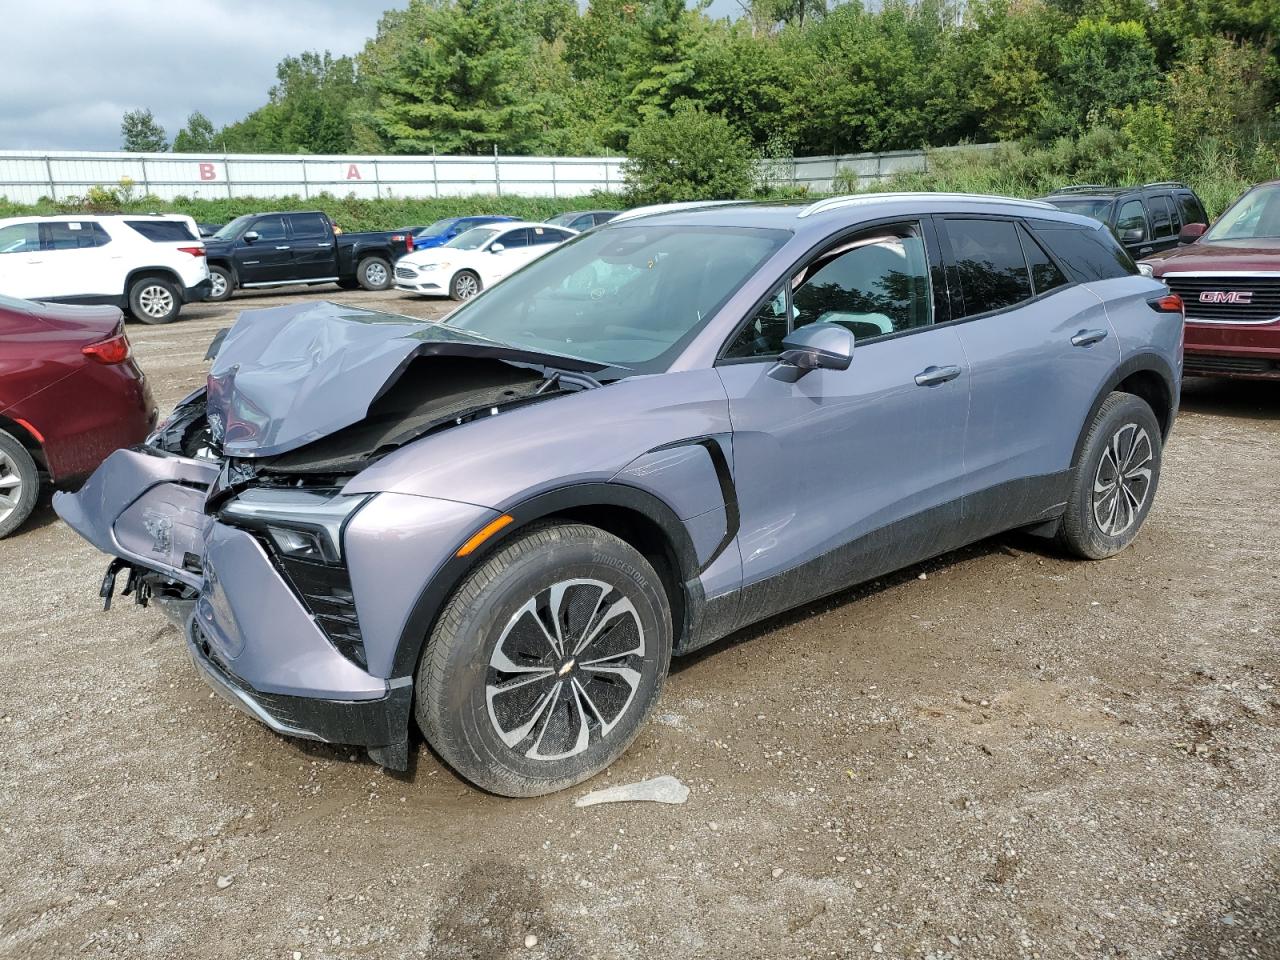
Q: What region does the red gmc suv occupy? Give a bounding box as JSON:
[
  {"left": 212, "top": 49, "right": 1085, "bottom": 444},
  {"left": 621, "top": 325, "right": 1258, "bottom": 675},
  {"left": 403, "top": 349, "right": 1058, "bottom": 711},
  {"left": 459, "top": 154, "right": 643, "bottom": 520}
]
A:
[{"left": 1147, "top": 180, "right": 1280, "bottom": 380}]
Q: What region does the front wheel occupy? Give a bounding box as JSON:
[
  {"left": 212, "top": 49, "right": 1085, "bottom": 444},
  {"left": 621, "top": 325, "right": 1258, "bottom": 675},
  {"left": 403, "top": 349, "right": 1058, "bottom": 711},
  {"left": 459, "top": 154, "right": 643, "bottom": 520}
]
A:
[
  {"left": 128, "top": 276, "right": 181, "bottom": 324},
  {"left": 356, "top": 256, "right": 391, "bottom": 291},
  {"left": 450, "top": 270, "right": 481, "bottom": 301},
  {"left": 207, "top": 265, "right": 234, "bottom": 302},
  {"left": 417, "top": 523, "right": 673, "bottom": 797},
  {"left": 1058, "top": 392, "right": 1163, "bottom": 560}
]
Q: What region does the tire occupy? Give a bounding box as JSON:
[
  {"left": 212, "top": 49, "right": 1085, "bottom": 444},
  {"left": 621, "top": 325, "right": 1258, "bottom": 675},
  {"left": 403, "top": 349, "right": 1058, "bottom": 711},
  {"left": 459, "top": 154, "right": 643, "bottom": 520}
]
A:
[
  {"left": 1058, "top": 392, "right": 1163, "bottom": 560},
  {"left": 450, "top": 270, "right": 481, "bottom": 301},
  {"left": 417, "top": 522, "right": 673, "bottom": 797},
  {"left": 0, "top": 430, "right": 40, "bottom": 539},
  {"left": 128, "top": 276, "right": 181, "bottom": 324},
  {"left": 357, "top": 256, "right": 392, "bottom": 291},
  {"left": 207, "top": 265, "right": 234, "bottom": 302}
]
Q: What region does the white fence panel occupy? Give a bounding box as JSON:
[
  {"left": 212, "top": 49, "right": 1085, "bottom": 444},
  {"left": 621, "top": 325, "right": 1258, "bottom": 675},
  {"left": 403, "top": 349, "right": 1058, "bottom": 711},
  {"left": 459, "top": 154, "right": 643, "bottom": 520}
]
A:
[{"left": 0, "top": 145, "right": 994, "bottom": 204}]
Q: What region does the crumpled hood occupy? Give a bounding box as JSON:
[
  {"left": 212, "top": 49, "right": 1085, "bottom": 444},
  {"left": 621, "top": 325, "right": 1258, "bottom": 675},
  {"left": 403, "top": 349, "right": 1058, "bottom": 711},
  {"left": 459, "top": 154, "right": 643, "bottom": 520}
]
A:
[{"left": 207, "top": 300, "right": 604, "bottom": 458}]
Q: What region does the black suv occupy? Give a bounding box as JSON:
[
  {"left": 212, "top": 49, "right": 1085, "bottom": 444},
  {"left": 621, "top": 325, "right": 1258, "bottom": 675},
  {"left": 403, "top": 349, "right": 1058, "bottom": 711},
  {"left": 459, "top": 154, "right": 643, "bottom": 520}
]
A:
[{"left": 1041, "top": 182, "right": 1208, "bottom": 260}]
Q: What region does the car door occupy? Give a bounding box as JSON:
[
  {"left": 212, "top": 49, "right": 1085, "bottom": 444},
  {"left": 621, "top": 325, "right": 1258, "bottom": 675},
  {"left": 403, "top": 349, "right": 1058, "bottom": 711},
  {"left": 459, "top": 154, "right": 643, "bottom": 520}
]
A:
[
  {"left": 233, "top": 215, "right": 292, "bottom": 285},
  {"left": 0, "top": 221, "right": 49, "bottom": 298},
  {"left": 485, "top": 228, "right": 536, "bottom": 282},
  {"left": 39, "top": 221, "right": 116, "bottom": 298},
  {"left": 286, "top": 213, "right": 336, "bottom": 280},
  {"left": 1114, "top": 198, "right": 1154, "bottom": 260},
  {"left": 717, "top": 220, "right": 971, "bottom": 627},
  {"left": 939, "top": 216, "right": 1121, "bottom": 538}
]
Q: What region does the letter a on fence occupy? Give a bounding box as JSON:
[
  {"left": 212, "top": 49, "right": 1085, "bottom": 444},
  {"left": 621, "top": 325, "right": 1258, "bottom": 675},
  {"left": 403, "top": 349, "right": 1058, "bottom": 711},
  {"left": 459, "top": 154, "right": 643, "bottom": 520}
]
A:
[{"left": 346, "top": 164, "right": 362, "bottom": 181}]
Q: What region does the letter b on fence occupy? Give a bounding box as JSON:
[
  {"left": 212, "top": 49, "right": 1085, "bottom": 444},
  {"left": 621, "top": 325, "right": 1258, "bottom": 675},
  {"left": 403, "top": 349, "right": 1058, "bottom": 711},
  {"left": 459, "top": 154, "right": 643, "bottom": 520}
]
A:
[{"left": 199, "top": 163, "right": 217, "bottom": 181}]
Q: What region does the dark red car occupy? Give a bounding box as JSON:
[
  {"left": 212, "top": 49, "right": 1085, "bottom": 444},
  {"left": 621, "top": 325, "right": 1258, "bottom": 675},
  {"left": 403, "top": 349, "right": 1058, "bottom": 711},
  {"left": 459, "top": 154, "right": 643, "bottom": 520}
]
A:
[
  {"left": 1148, "top": 180, "right": 1280, "bottom": 380},
  {"left": 0, "top": 294, "right": 156, "bottom": 537}
]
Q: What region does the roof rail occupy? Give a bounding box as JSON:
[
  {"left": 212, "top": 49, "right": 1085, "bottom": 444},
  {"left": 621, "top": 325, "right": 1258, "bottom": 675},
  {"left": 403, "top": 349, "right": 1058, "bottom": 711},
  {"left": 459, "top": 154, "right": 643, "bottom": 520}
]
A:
[
  {"left": 796, "top": 192, "right": 1054, "bottom": 219},
  {"left": 1142, "top": 181, "right": 1189, "bottom": 190},
  {"left": 1048, "top": 184, "right": 1111, "bottom": 194},
  {"left": 609, "top": 200, "right": 743, "bottom": 224}
]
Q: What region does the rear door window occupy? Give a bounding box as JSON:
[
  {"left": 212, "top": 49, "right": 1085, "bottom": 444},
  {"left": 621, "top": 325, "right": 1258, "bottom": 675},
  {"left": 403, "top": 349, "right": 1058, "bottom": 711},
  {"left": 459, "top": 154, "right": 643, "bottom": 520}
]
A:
[
  {"left": 1029, "top": 223, "right": 1137, "bottom": 281},
  {"left": 288, "top": 213, "right": 330, "bottom": 240},
  {"left": 1176, "top": 192, "right": 1206, "bottom": 227},
  {"left": 0, "top": 222, "right": 39, "bottom": 254},
  {"left": 943, "top": 218, "right": 1033, "bottom": 317},
  {"left": 1148, "top": 195, "right": 1175, "bottom": 238},
  {"left": 1017, "top": 225, "right": 1068, "bottom": 296},
  {"left": 530, "top": 226, "right": 572, "bottom": 246},
  {"left": 1115, "top": 200, "right": 1149, "bottom": 242}
]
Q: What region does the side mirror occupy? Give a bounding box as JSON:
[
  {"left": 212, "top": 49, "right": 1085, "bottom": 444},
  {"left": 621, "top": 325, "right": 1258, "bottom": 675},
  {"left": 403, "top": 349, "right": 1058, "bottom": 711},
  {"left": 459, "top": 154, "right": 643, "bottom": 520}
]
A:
[
  {"left": 1179, "top": 222, "right": 1207, "bottom": 244},
  {"left": 768, "top": 322, "right": 855, "bottom": 383},
  {"left": 1119, "top": 228, "right": 1145, "bottom": 244},
  {"left": 1137, "top": 262, "right": 1155, "bottom": 278},
  {"left": 242, "top": 230, "right": 259, "bottom": 244},
  {"left": 490, "top": 242, "right": 505, "bottom": 252}
]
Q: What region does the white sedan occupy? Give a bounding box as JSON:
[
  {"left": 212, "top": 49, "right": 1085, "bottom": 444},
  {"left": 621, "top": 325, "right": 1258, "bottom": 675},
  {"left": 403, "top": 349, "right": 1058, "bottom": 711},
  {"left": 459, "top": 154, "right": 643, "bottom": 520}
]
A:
[{"left": 394, "top": 221, "right": 577, "bottom": 300}]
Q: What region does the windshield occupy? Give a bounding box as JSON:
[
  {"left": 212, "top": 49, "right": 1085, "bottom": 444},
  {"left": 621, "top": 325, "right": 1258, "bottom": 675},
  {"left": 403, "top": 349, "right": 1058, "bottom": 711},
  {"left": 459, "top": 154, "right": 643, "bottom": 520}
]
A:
[
  {"left": 418, "top": 218, "right": 458, "bottom": 238},
  {"left": 1047, "top": 198, "right": 1113, "bottom": 221},
  {"left": 442, "top": 224, "right": 789, "bottom": 373},
  {"left": 212, "top": 215, "right": 254, "bottom": 241},
  {"left": 446, "top": 227, "right": 501, "bottom": 250},
  {"left": 1205, "top": 184, "right": 1280, "bottom": 241}
]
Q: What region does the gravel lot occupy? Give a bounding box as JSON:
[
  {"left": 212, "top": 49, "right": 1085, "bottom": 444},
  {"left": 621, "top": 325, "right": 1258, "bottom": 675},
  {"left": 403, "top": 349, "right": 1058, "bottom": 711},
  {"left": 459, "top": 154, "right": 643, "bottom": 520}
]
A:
[{"left": 2, "top": 286, "right": 1277, "bottom": 960}]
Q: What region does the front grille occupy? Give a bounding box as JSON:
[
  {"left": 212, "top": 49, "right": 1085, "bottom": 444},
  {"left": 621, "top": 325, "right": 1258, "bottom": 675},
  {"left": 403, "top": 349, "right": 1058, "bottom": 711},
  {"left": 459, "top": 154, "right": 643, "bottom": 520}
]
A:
[
  {"left": 1184, "top": 355, "right": 1277, "bottom": 375},
  {"left": 277, "top": 556, "right": 367, "bottom": 668},
  {"left": 394, "top": 266, "right": 416, "bottom": 280},
  {"left": 1164, "top": 275, "right": 1280, "bottom": 324}
]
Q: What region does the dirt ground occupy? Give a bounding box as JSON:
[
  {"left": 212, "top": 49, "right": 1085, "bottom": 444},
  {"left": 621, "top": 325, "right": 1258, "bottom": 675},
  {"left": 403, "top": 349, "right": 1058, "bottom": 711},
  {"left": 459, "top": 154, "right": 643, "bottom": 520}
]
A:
[{"left": 1, "top": 285, "right": 1277, "bottom": 960}]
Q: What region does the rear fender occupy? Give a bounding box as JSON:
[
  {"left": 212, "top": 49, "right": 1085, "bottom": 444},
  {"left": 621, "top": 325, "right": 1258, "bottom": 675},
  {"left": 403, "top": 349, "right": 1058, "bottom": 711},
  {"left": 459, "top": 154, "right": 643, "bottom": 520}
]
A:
[{"left": 52, "top": 447, "right": 218, "bottom": 589}]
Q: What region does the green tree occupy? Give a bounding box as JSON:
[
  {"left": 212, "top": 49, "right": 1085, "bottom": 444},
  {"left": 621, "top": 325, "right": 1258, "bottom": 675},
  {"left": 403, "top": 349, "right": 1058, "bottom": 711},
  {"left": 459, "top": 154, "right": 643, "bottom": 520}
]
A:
[
  {"left": 363, "top": 0, "right": 556, "bottom": 154},
  {"left": 173, "top": 111, "right": 218, "bottom": 153},
  {"left": 220, "top": 51, "right": 369, "bottom": 153},
  {"left": 623, "top": 100, "right": 758, "bottom": 202},
  {"left": 1055, "top": 18, "right": 1157, "bottom": 132},
  {"left": 120, "top": 108, "right": 167, "bottom": 152}
]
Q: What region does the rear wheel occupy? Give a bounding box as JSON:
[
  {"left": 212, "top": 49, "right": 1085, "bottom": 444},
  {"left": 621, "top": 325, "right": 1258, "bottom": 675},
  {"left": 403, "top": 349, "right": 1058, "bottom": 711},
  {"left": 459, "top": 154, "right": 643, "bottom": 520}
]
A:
[
  {"left": 357, "top": 256, "right": 392, "bottom": 291},
  {"left": 450, "top": 270, "right": 481, "bottom": 301},
  {"left": 1058, "top": 392, "right": 1162, "bottom": 559},
  {"left": 417, "top": 523, "right": 672, "bottom": 796},
  {"left": 207, "top": 265, "right": 234, "bottom": 302},
  {"left": 0, "top": 431, "right": 39, "bottom": 539},
  {"left": 128, "top": 276, "right": 181, "bottom": 324}
]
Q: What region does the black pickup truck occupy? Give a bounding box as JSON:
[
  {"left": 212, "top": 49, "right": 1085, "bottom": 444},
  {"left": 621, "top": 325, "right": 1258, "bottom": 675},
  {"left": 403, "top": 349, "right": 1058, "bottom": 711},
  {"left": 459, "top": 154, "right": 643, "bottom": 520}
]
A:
[{"left": 203, "top": 211, "right": 412, "bottom": 302}]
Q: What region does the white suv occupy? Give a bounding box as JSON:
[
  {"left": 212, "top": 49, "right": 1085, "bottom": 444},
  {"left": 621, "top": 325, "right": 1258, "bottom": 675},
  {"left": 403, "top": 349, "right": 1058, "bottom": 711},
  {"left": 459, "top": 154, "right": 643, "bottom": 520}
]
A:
[{"left": 0, "top": 215, "right": 211, "bottom": 324}]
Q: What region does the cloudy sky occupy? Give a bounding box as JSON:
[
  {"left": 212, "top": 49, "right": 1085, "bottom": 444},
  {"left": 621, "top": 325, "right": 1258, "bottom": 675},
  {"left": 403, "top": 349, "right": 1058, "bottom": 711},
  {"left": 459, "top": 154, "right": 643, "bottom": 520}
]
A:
[{"left": 0, "top": 0, "right": 406, "bottom": 151}]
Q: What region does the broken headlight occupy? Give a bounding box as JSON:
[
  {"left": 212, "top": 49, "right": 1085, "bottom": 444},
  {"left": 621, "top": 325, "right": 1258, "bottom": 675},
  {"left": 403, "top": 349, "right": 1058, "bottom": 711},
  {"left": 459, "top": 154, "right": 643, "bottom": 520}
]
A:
[
  {"left": 219, "top": 488, "right": 372, "bottom": 668},
  {"left": 218, "top": 488, "right": 370, "bottom": 563}
]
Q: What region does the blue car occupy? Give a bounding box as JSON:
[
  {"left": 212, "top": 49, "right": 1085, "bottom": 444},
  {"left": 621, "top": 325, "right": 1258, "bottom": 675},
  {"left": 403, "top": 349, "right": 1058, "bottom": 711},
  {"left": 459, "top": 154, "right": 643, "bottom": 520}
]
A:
[
  {"left": 400, "top": 216, "right": 518, "bottom": 252},
  {"left": 57, "top": 194, "right": 1183, "bottom": 797}
]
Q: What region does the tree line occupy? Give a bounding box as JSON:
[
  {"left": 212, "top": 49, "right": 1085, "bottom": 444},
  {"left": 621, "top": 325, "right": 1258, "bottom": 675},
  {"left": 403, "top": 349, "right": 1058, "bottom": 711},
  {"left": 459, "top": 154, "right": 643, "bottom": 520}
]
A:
[{"left": 121, "top": 0, "right": 1277, "bottom": 160}]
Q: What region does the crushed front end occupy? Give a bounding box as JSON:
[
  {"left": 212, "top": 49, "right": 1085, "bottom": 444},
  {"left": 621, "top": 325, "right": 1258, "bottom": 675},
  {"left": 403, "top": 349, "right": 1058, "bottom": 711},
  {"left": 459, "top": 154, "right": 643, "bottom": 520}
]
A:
[{"left": 53, "top": 301, "right": 590, "bottom": 770}]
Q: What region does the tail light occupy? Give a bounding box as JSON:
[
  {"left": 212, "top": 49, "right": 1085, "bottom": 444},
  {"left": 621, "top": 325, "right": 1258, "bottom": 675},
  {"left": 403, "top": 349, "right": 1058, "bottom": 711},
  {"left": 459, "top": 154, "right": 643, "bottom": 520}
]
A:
[
  {"left": 390, "top": 233, "right": 413, "bottom": 253},
  {"left": 82, "top": 331, "right": 132, "bottom": 364},
  {"left": 1148, "top": 293, "right": 1184, "bottom": 314},
  {"left": 177, "top": 246, "right": 206, "bottom": 257}
]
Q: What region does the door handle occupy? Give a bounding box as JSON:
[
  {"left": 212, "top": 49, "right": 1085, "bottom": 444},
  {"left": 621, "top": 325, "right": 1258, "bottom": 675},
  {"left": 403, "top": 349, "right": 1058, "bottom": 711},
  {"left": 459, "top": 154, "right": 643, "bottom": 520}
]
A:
[
  {"left": 914, "top": 364, "right": 962, "bottom": 386},
  {"left": 275, "top": 245, "right": 291, "bottom": 250},
  {"left": 316, "top": 243, "right": 330, "bottom": 248},
  {"left": 1071, "top": 328, "right": 1109, "bottom": 347}
]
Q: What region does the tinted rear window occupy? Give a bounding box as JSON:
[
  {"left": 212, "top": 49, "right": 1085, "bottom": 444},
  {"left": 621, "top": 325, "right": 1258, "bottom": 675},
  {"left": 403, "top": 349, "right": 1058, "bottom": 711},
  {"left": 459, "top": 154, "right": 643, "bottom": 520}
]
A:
[
  {"left": 1047, "top": 198, "right": 1113, "bottom": 222},
  {"left": 127, "top": 220, "right": 195, "bottom": 242},
  {"left": 1148, "top": 195, "right": 1175, "bottom": 238},
  {"left": 1175, "top": 192, "right": 1206, "bottom": 228},
  {"left": 944, "top": 218, "right": 1033, "bottom": 317},
  {"left": 1029, "top": 221, "right": 1137, "bottom": 281}
]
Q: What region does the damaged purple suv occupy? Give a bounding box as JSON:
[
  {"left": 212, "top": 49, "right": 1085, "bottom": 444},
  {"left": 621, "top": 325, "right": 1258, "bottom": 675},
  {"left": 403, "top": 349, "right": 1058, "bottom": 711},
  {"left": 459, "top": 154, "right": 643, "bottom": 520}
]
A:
[{"left": 56, "top": 195, "right": 1183, "bottom": 796}]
